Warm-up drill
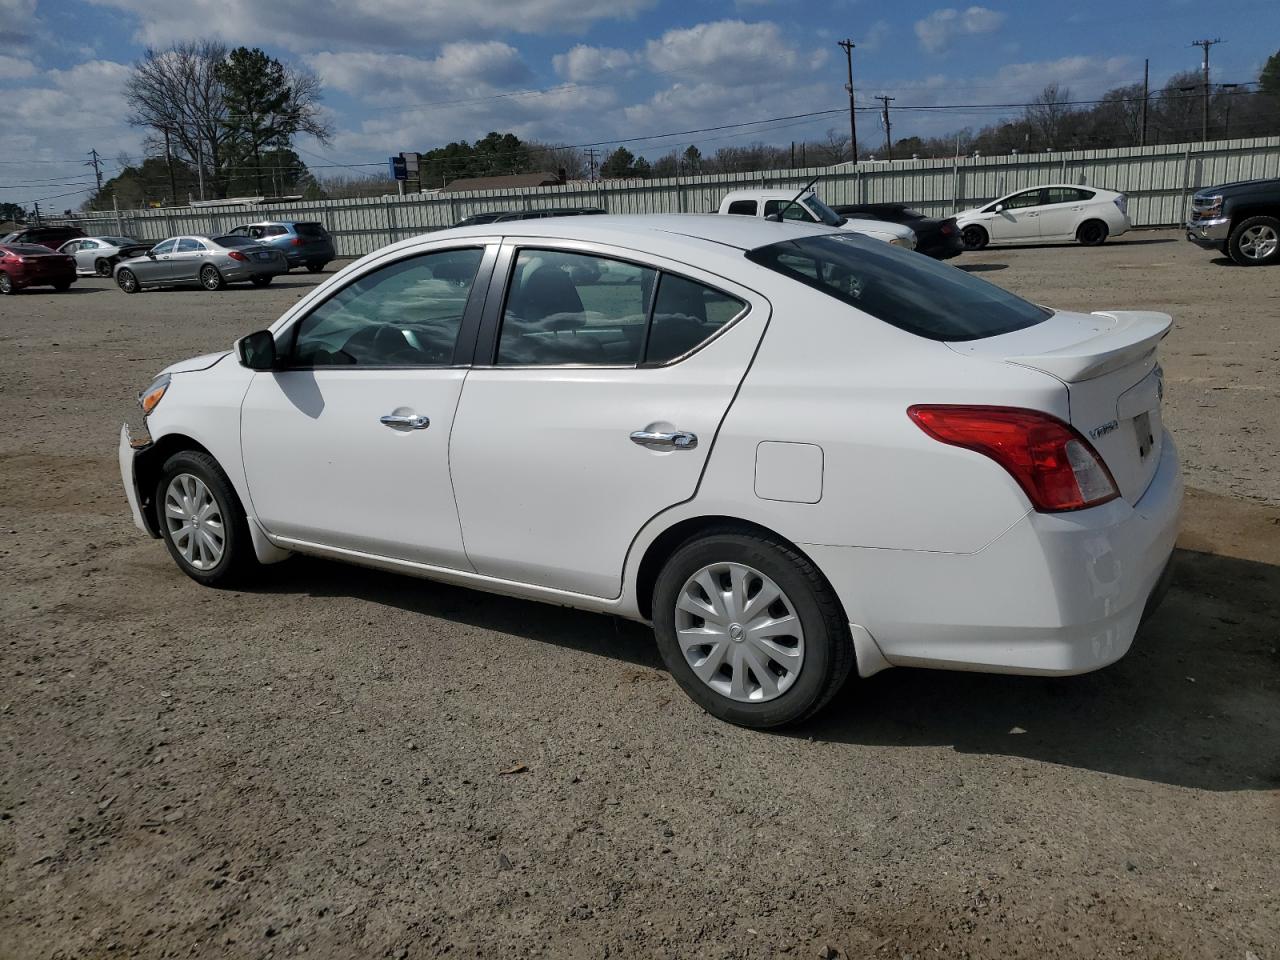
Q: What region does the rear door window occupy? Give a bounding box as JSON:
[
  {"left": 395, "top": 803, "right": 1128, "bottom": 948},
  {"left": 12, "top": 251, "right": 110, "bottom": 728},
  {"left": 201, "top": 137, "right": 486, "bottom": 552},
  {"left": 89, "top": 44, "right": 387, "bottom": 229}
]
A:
[
  {"left": 646, "top": 274, "right": 745, "bottom": 364},
  {"left": 746, "top": 234, "right": 1049, "bottom": 342},
  {"left": 176, "top": 238, "right": 204, "bottom": 253}
]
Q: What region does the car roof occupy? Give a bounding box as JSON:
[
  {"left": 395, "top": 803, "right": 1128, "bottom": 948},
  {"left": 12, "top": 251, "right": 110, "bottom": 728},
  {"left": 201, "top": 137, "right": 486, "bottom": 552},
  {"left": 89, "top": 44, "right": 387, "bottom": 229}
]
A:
[
  {"left": 721, "top": 188, "right": 823, "bottom": 200},
  {"left": 1004, "top": 183, "right": 1116, "bottom": 194},
  {"left": 436, "top": 213, "right": 836, "bottom": 253}
]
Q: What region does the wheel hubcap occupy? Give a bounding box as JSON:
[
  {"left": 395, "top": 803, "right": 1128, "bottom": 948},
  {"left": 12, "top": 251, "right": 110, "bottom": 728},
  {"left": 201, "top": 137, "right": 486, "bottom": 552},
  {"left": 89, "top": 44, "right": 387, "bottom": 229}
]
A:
[
  {"left": 164, "top": 474, "right": 225, "bottom": 570},
  {"left": 202, "top": 269, "right": 217, "bottom": 288},
  {"left": 1240, "top": 225, "right": 1278, "bottom": 261},
  {"left": 674, "top": 561, "right": 805, "bottom": 703}
]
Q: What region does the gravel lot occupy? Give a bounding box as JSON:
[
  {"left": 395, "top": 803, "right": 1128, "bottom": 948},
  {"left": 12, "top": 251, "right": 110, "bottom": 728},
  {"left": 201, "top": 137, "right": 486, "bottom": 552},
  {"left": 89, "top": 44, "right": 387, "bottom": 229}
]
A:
[{"left": 2, "top": 230, "right": 1277, "bottom": 959}]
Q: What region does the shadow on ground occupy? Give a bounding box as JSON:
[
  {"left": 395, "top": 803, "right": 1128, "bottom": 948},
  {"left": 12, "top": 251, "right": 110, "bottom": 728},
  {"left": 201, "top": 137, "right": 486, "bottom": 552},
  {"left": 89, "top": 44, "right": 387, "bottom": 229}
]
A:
[{"left": 250, "top": 545, "right": 1278, "bottom": 793}]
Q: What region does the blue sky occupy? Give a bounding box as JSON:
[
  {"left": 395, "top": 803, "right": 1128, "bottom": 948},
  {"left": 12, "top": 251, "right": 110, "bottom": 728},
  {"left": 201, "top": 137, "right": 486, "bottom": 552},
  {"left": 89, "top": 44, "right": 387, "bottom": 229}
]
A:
[{"left": 2, "top": 0, "right": 1278, "bottom": 210}]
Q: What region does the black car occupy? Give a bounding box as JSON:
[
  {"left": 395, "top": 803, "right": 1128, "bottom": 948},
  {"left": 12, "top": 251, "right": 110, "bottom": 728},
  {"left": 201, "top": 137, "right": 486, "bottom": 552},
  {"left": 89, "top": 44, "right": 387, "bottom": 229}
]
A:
[
  {"left": 453, "top": 207, "right": 606, "bottom": 228},
  {"left": 1185, "top": 178, "right": 1280, "bottom": 266},
  {"left": 830, "top": 204, "right": 963, "bottom": 260},
  {"left": 0, "top": 225, "right": 86, "bottom": 251}
]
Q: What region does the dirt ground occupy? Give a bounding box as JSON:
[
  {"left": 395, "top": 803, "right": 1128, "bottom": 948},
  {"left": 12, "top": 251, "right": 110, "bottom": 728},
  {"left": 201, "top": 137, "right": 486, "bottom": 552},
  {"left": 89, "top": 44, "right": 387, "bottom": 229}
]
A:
[{"left": 1, "top": 230, "right": 1277, "bottom": 960}]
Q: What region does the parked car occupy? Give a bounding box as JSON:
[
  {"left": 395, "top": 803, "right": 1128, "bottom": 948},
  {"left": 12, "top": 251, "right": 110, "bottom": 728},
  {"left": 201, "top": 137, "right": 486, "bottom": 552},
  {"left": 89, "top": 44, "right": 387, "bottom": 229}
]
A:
[
  {"left": 225, "top": 221, "right": 335, "bottom": 272},
  {"left": 955, "top": 185, "right": 1130, "bottom": 249},
  {"left": 0, "top": 242, "right": 77, "bottom": 294},
  {"left": 453, "top": 208, "right": 607, "bottom": 228},
  {"left": 113, "top": 235, "right": 288, "bottom": 293},
  {"left": 0, "top": 225, "right": 85, "bottom": 250},
  {"left": 119, "top": 215, "right": 1180, "bottom": 728},
  {"left": 718, "top": 189, "right": 917, "bottom": 249},
  {"left": 1185, "top": 177, "right": 1280, "bottom": 266},
  {"left": 832, "top": 203, "right": 963, "bottom": 260},
  {"left": 58, "top": 236, "right": 153, "bottom": 276}
]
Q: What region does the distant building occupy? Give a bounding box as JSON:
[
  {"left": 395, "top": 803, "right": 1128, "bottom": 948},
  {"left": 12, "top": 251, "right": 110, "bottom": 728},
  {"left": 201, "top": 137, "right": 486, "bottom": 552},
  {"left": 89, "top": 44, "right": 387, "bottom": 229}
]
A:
[{"left": 442, "top": 172, "right": 563, "bottom": 193}]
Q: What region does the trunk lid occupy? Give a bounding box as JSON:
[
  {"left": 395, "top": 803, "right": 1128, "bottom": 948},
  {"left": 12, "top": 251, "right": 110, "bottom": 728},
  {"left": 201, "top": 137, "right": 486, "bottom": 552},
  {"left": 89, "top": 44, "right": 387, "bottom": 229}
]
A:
[{"left": 947, "top": 310, "right": 1171, "bottom": 504}]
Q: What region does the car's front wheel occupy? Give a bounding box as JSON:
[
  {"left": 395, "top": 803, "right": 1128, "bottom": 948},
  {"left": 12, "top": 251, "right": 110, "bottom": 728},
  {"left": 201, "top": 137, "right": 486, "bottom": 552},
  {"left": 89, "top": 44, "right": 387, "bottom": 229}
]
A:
[
  {"left": 1228, "top": 216, "right": 1280, "bottom": 266},
  {"left": 200, "top": 265, "right": 225, "bottom": 290},
  {"left": 961, "top": 225, "right": 988, "bottom": 250},
  {"left": 652, "top": 529, "right": 853, "bottom": 728},
  {"left": 116, "top": 268, "right": 139, "bottom": 294},
  {"left": 156, "top": 450, "right": 257, "bottom": 587}
]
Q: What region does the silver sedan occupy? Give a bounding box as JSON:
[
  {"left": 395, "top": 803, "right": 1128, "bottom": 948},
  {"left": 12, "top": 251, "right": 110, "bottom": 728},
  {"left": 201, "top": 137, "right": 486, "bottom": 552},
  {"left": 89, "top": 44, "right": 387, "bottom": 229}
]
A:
[
  {"left": 113, "top": 235, "right": 288, "bottom": 293},
  {"left": 58, "top": 236, "right": 154, "bottom": 276}
]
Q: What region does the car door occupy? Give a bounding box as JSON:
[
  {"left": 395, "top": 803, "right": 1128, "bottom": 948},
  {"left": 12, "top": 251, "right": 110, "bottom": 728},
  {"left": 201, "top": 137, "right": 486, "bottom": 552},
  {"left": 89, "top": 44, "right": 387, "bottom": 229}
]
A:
[
  {"left": 239, "top": 243, "right": 496, "bottom": 567},
  {"left": 1037, "top": 187, "right": 1093, "bottom": 239},
  {"left": 135, "top": 238, "right": 178, "bottom": 282},
  {"left": 75, "top": 240, "right": 100, "bottom": 272},
  {"left": 449, "top": 242, "right": 767, "bottom": 599},
  {"left": 989, "top": 189, "right": 1046, "bottom": 241},
  {"left": 170, "top": 237, "right": 208, "bottom": 281}
]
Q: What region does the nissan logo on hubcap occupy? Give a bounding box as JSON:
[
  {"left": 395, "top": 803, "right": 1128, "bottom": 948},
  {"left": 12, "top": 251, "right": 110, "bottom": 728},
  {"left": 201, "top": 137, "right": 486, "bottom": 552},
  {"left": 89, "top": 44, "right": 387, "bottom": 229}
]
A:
[{"left": 728, "top": 623, "right": 744, "bottom": 642}]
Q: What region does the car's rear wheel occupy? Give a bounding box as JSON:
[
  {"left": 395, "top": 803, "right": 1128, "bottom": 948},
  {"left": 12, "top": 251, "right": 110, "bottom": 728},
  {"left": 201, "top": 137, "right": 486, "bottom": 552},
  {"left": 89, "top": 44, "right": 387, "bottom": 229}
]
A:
[
  {"left": 306, "top": 262, "right": 325, "bottom": 273},
  {"left": 94, "top": 257, "right": 112, "bottom": 277},
  {"left": 156, "top": 451, "right": 257, "bottom": 587},
  {"left": 1077, "top": 219, "right": 1109, "bottom": 246},
  {"left": 961, "top": 225, "right": 988, "bottom": 250},
  {"left": 200, "top": 265, "right": 225, "bottom": 290},
  {"left": 116, "top": 268, "right": 139, "bottom": 294},
  {"left": 250, "top": 275, "right": 272, "bottom": 287},
  {"left": 652, "top": 529, "right": 853, "bottom": 728},
  {"left": 0, "top": 272, "right": 14, "bottom": 295},
  {"left": 1228, "top": 216, "right": 1280, "bottom": 266},
  {"left": 53, "top": 281, "right": 72, "bottom": 291}
]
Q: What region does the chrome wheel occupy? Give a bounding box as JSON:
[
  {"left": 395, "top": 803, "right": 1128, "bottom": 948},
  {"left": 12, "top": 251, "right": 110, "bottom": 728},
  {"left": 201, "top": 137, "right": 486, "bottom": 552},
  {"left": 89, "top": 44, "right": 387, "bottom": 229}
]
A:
[
  {"left": 116, "top": 269, "right": 137, "bottom": 293},
  {"left": 200, "top": 265, "right": 222, "bottom": 290},
  {"left": 674, "top": 561, "right": 805, "bottom": 703},
  {"left": 163, "top": 473, "right": 225, "bottom": 570},
  {"left": 1238, "top": 224, "right": 1278, "bottom": 262}
]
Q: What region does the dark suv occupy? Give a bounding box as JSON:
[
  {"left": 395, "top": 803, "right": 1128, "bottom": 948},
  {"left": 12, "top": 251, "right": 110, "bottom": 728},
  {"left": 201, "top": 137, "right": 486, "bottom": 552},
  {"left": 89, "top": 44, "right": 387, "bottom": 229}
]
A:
[
  {"left": 0, "top": 225, "right": 86, "bottom": 250},
  {"left": 226, "top": 221, "right": 335, "bottom": 272},
  {"left": 1186, "top": 178, "right": 1280, "bottom": 266}
]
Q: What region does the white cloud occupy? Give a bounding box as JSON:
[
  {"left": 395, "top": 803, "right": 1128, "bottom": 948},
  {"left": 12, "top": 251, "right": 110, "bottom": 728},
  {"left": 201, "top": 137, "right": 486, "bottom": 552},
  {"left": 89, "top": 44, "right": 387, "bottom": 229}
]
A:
[
  {"left": 914, "top": 6, "right": 1006, "bottom": 54},
  {"left": 644, "top": 20, "right": 811, "bottom": 86},
  {"left": 0, "top": 54, "right": 38, "bottom": 77},
  {"left": 552, "top": 45, "right": 636, "bottom": 83},
  {"left": 310, "top": 42, "right": 532, "bottom": 100},
  {"left": 87, "top": 0, "right": 658, "bottom": 52}
]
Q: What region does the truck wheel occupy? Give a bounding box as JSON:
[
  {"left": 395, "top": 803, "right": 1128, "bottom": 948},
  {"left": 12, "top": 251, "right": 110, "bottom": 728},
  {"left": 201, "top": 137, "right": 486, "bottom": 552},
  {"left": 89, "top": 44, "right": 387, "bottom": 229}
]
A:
[{"left": 1227, "top": 216, "right": 1280, "bottom": 266}]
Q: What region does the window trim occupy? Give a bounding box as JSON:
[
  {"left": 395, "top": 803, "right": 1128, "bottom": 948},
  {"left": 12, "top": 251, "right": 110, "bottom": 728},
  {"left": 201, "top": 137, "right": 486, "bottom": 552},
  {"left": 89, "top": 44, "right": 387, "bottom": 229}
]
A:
[
  {"left": 271, "top": 244, "right": 498, "bottom": 372},
  {"left": 475, "top": 240, "right": 751, "bottom": 370}
]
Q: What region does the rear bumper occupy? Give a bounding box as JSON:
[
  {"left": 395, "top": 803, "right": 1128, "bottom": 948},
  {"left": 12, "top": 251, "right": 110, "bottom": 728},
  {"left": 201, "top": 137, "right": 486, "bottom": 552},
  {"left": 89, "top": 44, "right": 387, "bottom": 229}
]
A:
[
  {"left": 806, "top": 431, "right": 1183, "bottom": 677},
  {"left": 282, "top": 245, "right": 334, "bottom": 266},
  {"left": 1185, "top": 217, "right": 1231, "bottom": 247},
  {"left": 223, "top": 258, "right": 288, "bottom": 280}
]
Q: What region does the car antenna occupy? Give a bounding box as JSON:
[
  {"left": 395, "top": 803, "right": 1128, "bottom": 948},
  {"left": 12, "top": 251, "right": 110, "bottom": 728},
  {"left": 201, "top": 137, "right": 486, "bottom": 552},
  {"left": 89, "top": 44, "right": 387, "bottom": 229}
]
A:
[{"left": 766, "top": 174, "right": 823, "bottom": 222}]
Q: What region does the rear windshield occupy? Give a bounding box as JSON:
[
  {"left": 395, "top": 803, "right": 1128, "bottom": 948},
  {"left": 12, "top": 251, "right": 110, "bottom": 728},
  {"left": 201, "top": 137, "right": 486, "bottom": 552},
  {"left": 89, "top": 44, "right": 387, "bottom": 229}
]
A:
[
  {"left": 7, "top": 244, "right": 63, "bottom": 255},
  {"left": 746, "top": 234, "right": 1050, "bottom": 342},
  {"left": 295, "top": 222, "right": 328, "bottom": 238},
  {"left": 213, "top": 235, "right": 259, "bottom": 247}
]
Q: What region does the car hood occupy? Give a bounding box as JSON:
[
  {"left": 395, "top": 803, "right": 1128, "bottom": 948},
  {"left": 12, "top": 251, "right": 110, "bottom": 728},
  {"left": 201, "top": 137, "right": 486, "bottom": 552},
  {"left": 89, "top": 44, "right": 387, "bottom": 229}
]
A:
[
  {"left": 1196, "top": 177, "right": 1279, "bottom": 198},
  {"left": 837, "top": 218, "right": 915, "bottom": 242},
  {"left": 159, "top": 351, "right": 229, "bottom": 376}
]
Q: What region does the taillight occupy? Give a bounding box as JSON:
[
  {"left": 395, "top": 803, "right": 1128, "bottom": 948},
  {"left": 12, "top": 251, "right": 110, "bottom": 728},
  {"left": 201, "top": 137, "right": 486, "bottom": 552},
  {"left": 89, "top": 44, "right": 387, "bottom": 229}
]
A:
[
  {"left": 228, "top": 250, "right": 247, "bottom": 261},
  {"left": 941, "top": 223, "right": 955, "bottom": 235},
  {"left": 291, "top": 237, "right": 303, "bottom": 246},
  {"left": 907, "top": 405, "right": 1119, "bottom": 512},
  {"left": 1113, "top": 194, "right": 1128, "bottom": 216}
]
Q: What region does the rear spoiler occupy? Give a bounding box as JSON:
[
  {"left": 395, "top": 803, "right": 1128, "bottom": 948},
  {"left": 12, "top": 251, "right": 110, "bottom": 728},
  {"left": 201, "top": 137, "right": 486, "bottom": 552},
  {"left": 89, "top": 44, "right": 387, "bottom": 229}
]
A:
[{"left": 1004, "top": 311, "right": 1172, "bottom": 382}]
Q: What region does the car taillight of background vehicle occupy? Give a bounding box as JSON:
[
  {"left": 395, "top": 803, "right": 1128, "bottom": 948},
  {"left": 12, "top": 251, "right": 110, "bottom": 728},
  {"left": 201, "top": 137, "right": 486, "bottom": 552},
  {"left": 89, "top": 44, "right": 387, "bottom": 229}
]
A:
[
  {"left": 291, "top": 238, "right": 303, "bottom": 246},
  {"left": 907, "top": 405, "right": 1119, "bottom": 512},
  {"left": 1114, "top": 194, "right": 1128, "bottom": 215},
  {"left": 227, "top": 251, "right": 248, "bottom": 261}
]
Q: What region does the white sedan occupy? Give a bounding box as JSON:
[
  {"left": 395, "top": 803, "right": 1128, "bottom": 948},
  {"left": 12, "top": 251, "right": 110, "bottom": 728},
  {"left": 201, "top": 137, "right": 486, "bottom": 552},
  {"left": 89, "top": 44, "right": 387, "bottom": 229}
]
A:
[
  {"left": 956, "top": 184, "right": 1131, "bottom": 249},
  {"left": 119, "top": 215, "right": 1180, "bottom": 728}
]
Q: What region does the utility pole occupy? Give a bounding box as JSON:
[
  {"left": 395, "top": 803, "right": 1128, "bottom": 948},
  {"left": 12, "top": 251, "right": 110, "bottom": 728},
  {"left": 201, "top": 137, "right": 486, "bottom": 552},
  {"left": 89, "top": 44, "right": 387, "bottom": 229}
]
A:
[
  {"left": 1140, "top": 59, "right": 1149, "bottom": 147},
  {"left": 196, "top": 138, "right": 206, "bottom": 201},
  {"left": 585, "top": 147, "right": 599, "bottom": 180},
  {"left": 162, "top": 127, "right": 177, "bottom": 205},
  {"left": 876, "top": 95, "right": 895, "bottom": 160},
  {"left": 85, "top": 149, "right": 103, "bottom": 193},
  {"left": 837, "top": 39, "right": 858, "bottom": 164},
  {"left": 1191, "top": 38, "right": 1222, "bottom": 143},
  {"left": 33, "top": 201, "right": 41, "bottom": 225}
]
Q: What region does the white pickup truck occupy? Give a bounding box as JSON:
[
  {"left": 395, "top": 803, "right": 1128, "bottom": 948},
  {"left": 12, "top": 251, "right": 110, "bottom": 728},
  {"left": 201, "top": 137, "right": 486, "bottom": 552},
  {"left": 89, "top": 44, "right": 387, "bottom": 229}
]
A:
[{"left": 718, "top": 188, "right": 917, "bottom": 249}]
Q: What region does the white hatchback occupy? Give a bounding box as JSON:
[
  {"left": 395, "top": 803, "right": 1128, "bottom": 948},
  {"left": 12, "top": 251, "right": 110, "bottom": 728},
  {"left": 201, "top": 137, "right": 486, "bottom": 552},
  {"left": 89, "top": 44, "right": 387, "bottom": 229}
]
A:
[
  {"left": 120, "top": 215, "right": 1180, "bottom": 728},
  {"left": 956, "top": 184, "right": 1131, "bottom": 250}
]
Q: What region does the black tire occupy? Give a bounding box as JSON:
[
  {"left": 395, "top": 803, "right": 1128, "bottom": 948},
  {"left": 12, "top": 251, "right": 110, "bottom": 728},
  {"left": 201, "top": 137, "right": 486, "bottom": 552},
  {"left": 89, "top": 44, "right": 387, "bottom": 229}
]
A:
[
  {"left": 200, "top": 264, "right": 225, "bottom": 290},
  {"left": 94, "top": 257, "right": 112, "bottom": 277},
  {"left": 652, "top": 528, "right": 854, "bottom": 729},
  {"left": 1077, "top": 219, "right": 1108, "bottom": 246},
  {"left": 250, "top": 275, "right": 273, "bottom": 287},
  {"left": 116, "top": 268, "right": 139, "bottom": 294},
  {"left": 961, "top": 225, "right": 988, "bottom": 250},
  {"left": 1227, "top": 215, "right": 1280, "bottom": 267},
  {"left": 305, "top": 262, "right": 325, "bottom": 273},
  {"left": 53, "top": 281, "right": 72, "bottom": 291},
  {"left": 155, "top": 450, "right": 258, "bottom": 588},
  {"left": 0, "top": 272, "right": 15, "bottom": 295}
]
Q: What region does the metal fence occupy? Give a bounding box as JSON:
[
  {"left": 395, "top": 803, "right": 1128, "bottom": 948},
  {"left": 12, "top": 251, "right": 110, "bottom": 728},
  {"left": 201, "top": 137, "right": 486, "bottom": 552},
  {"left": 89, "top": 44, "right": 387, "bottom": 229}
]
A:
[{"left": 49, "top": 136, "right": 1280, "bottom": 259}]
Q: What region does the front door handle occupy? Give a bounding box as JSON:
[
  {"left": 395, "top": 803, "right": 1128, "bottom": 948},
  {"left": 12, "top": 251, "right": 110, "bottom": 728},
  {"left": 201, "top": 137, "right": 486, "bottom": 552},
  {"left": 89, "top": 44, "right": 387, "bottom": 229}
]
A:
[
  {"left": 380, "top": 414, "right": 430, "bottom": 430},
  {"left": 631, "top": 429, "right": 697, "bottom": 449}
]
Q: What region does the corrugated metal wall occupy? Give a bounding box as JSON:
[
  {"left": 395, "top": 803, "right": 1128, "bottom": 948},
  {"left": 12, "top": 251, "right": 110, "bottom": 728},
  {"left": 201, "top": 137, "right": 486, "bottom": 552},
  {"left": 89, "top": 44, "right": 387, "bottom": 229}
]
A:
[{"left": 52, "top": 136, "right": 1280, "bottom": 258}]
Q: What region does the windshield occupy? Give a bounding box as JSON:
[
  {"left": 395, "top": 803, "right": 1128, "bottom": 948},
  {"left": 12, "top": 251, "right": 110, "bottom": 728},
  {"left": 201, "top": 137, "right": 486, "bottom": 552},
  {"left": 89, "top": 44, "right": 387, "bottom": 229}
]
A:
[
  {"left": 746, "top": 234, "right": 1050, "bottom": 342},
  {"left": 96, "top": 236, "right": 138, "bottom": 245},
  {"left": 213, "top": 235, "right": 261, "bottom": 248},
  {"left": 803, "top": 194, "right": 845, "bottom": 227}
]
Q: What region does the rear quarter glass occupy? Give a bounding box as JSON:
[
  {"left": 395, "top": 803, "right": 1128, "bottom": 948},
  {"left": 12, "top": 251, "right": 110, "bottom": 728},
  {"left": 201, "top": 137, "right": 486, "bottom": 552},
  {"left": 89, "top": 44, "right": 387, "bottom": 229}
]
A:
[{"left": 295, "top": 223, "right": 328, "bottom": 238}]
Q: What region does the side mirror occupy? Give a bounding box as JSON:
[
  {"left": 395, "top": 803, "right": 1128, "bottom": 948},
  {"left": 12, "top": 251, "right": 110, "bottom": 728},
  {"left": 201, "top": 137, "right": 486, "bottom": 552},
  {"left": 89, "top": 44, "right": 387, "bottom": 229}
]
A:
[
  {"left": 237, "top": 329, "right": 277, "bottom": 371},
  {"left": 994, "top": 203, "right": 1005, "bottom": 213},
  {"left": 147, "top": 251, "right": 157, "bottom": 258}
]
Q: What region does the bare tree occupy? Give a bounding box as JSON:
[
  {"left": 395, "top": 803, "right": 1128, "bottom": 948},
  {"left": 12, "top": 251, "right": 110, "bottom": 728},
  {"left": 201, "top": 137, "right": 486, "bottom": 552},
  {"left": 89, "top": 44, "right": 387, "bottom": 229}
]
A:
[
  {"left": 527, "top": 142, "right": 586, "bottom": 180},
  {"left": 1024, "top": 83, "right": 1074, "bottom": 150},
  {"left": 810, "top": 127, "right": 851, "bottom": 165}
]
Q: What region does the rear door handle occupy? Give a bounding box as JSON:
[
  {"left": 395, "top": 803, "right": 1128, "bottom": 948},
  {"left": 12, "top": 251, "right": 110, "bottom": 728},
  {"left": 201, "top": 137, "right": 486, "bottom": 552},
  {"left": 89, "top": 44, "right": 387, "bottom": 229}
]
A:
[
  {"left": 380, "top": 414, "right": 430, "bottom": 430},
  {"left": 631, "top": 429, "right": 697, "bottom": 449}
]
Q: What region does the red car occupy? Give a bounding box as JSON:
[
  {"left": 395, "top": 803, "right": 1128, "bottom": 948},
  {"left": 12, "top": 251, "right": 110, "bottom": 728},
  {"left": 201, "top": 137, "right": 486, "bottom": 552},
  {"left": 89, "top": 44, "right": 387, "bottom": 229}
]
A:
[{"left": 0, "top": 243, "right": 77, "bottom": 294}]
